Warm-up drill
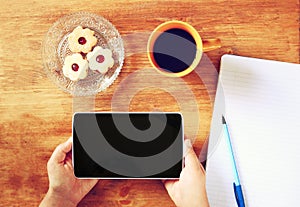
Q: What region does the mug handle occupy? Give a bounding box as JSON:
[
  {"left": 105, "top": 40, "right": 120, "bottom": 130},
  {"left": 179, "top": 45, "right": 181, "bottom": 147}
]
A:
[{"left": 202, "top": 38, "right": 221, "bottom": 52}]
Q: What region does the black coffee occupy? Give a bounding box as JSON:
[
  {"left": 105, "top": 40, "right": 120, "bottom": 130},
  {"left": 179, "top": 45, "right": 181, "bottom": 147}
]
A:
[{"left": 153, "top": 28, "right": 197, "bottom": 73}]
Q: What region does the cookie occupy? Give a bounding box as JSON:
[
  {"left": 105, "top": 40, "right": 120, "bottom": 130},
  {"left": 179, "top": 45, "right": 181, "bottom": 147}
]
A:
[
  {"left": 68, "top": 26, "right": 97, "bottom": 53},
  {"left": 62, "top": 53, "right": 89, "bottom": 81},
  {"left": 86, "top": 46, "right": 114, "bottom": 74}
]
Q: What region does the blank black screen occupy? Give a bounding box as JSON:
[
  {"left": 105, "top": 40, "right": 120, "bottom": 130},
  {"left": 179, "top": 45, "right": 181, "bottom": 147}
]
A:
[{"left": 73, "top": 113, "right": 183, "bottom": 178}]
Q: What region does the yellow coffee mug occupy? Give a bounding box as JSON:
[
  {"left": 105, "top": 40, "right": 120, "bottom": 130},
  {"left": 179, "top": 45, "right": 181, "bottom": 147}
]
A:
[{"left": 147, "top": 20, "right": 221, "bottom": 77}]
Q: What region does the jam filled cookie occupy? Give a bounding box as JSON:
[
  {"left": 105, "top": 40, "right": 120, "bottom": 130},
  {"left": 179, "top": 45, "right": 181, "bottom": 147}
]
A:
[
  {"left": 63, "top": 53, "right": 89, "bottom": 81},
  {"left": 68, "top": 26, "right": 97, "bottom": 53},
  {"left": 87, "top": 46, "right": 114, "bottom": 74}
]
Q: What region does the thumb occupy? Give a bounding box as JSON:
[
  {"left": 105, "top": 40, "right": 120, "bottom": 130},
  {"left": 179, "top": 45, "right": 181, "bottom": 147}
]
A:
[
  {"left": 49, "top": 138, "right": 73, "bottom": 164},
  {"left": 184, "top": 139, "right": 202, "bottom": 171}
]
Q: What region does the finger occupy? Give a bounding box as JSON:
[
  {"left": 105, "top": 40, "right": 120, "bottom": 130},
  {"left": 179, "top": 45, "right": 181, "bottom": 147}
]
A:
[
  {"left": 49, "top": 138, "right": 72, "bottom": 164},
  {"left": 199, "top": 161, "right": 206, "bottom": 174},
  {"left": 163, "top": 180, "right": 176, "bottom": 193},
  {"left": 64, "top": 156, "right": 73, "bottom": 169}
]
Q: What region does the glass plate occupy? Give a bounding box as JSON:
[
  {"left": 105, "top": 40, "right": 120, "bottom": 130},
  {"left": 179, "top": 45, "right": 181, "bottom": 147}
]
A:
[{"left": 42, "top": 12, "right": 124, "bottom": 96}]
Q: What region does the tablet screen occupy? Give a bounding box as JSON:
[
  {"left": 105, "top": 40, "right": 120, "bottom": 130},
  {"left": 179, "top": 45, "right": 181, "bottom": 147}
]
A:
[{"left": 73, "top": 112, "right": 183, "bottom": 178}]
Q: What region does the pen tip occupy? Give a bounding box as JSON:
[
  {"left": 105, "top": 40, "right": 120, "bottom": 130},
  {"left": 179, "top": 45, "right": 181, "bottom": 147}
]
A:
[{"left": 222, "top": 115, "right": 226, "bottom": 124}]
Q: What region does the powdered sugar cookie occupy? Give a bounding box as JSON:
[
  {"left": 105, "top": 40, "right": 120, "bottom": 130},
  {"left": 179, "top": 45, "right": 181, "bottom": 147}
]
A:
[
  {"left": 68, "top": 26, "right": 97, "bottom": 53},
  {"left": 87, "top": 46, "right": 114, "bottom": 74},
  {"left": 63, "top": 53, "right": 89, "bottom": 81}
]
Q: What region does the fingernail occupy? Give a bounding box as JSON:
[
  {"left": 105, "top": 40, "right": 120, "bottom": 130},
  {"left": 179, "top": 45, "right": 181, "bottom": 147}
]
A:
[{"left": 185, "top": 139, "right": 192, "bottom": 149}]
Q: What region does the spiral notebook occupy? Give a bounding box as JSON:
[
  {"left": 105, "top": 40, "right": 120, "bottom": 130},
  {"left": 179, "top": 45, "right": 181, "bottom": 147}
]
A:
[{"left": 206, "top": 55, "right": 300, "bottom": 206}]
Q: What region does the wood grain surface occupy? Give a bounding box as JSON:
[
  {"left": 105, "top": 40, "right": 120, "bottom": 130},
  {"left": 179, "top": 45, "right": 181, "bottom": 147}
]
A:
[{"left": 0, "top": 0, "right": 299, "bottom": 206}]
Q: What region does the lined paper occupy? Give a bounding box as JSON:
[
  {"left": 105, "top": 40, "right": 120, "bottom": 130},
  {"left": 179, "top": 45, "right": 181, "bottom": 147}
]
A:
[{"left": 206, "top": 55, "right": 300, "bottom": 207}]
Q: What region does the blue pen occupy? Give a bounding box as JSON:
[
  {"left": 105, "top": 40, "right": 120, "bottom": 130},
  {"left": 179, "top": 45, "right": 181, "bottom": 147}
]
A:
[{"left": 222, "top": 115, "right": 246, "bottom": 207}]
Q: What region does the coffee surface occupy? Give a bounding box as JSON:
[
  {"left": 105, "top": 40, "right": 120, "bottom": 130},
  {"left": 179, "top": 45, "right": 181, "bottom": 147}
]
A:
[{"left": 153, "top": 28, "right": 197, "bottom": 73}]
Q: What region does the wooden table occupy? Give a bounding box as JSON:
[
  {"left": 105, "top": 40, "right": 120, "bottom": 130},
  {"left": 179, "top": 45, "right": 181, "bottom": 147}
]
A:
[{"left": 0, "top": 0, "right": 298, "bottom": 206}]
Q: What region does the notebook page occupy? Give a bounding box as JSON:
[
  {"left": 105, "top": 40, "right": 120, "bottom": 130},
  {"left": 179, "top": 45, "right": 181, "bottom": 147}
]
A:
[{"left": 206, "top": 55, "right": 300, "bottom": 207}]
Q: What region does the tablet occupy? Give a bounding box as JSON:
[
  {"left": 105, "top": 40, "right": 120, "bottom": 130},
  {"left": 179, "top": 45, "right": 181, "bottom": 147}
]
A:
[{"left": 73, "top": 112, "right": 183, "bottom": 179}]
